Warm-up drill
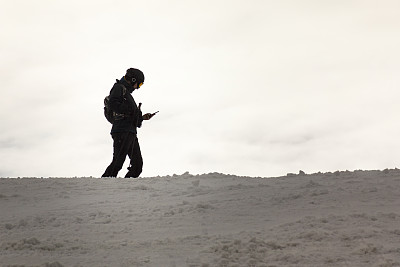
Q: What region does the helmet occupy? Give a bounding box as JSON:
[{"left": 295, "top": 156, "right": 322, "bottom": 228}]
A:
[{"left": 125, "top": 68, "right": 145, "bottom": 86}]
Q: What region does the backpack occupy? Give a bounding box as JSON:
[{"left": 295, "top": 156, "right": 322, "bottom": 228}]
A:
[{"left": 104, "top": 84, "right": 127, "bottom": 124}]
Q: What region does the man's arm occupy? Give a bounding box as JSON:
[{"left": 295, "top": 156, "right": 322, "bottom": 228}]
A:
[{"left": 109, "top": 84, "right": 132, "bottom": 114}]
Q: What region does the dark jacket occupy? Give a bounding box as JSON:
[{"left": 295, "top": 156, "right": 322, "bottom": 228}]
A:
[{"left": 109, "top": 77, "right": 143, "bottom": 134}]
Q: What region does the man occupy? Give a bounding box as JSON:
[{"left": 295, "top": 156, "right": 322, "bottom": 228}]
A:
[{"left": 102, "top": 68, "right": 155, "bottom": 178}]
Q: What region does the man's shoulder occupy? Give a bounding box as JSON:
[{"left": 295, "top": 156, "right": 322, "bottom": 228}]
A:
[{"left": 110, "top": 82, "right": 127, "bottom": 95}]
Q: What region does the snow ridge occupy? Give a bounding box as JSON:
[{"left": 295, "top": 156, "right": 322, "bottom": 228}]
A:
[{"left": 1, "top": 169, "right": 400, "bottom": 266}]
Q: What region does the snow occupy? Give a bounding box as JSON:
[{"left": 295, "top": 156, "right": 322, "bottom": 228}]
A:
[{"left": 1, "top": 170, "right": 400, "bottom": 266}]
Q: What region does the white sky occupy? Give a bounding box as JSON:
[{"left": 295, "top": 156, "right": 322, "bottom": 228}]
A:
[{"left": 1, "top": 0, "right": 400, "bottom": 178}]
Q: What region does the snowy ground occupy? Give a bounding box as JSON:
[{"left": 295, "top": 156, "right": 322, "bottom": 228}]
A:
[{"left": 1, "top": 170, "right": 400, "bottom": 267}]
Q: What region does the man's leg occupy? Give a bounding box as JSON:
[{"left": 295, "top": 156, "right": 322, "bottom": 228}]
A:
[
  {"left": 102, "top": 132, "right": 132, "bottom": 177},
  {"left": 125, "top": 136, "right": 143, "bottom": 178}
]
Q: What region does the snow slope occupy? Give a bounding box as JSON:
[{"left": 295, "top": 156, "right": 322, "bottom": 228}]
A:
[{"left": 1, "top": 170, "right": 400, "bottom": 266}]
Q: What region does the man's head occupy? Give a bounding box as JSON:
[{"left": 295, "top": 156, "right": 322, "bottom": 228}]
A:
[{"left": 125, "top": 68, "right": 145, "bottom": 89}]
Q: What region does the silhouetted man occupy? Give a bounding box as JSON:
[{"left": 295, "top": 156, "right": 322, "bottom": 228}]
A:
[{"left": 102, "top": 68, "right": 156, "bottom": 178}]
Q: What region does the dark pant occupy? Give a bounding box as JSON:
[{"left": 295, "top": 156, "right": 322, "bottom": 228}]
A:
[{"left": 102, "top": 132, "right": 143, "bottom": 178}]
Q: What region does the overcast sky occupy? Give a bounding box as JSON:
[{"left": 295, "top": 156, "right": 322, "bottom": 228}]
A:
[{"left": 1, "top": 0, "right": 400, "bottom": 178}]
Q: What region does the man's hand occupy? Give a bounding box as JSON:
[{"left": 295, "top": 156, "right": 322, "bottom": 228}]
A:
[{"left": 143, "top": 112, "right": 158, "bottom": 120}]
